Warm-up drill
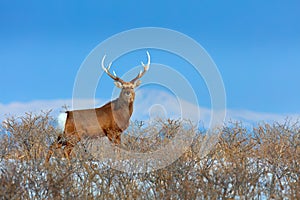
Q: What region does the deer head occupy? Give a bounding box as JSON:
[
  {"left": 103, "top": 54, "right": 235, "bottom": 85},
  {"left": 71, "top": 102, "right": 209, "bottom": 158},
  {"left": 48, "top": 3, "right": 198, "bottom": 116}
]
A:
[{"left": 101, "top": 52, "right": 150, "bottom": 104}]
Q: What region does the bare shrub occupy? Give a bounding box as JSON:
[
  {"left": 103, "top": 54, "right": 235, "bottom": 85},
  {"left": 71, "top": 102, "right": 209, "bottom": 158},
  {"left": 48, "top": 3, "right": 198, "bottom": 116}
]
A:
[{"left": 0, "top": 111, "right": 300, "bottom": 199}]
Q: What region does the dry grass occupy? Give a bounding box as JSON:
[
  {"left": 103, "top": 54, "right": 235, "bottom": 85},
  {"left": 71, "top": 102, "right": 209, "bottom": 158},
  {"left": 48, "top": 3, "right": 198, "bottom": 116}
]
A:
[{"left": 0, "top": 112, "right": 300, "bottom": 199}]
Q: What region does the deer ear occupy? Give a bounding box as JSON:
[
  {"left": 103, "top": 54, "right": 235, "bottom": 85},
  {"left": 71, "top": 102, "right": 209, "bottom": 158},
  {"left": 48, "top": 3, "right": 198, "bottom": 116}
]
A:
[
  {"left": 134, "top": 80, "right": 141, "bottom": 88},
  {"left": 114, "top": 82, "right": 123, "bottom": 88}
]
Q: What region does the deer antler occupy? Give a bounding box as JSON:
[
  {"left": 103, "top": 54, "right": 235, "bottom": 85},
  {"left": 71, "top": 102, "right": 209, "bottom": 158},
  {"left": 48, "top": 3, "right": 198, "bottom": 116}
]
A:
[
  {"left": 101, "top": 55, "right": 125, "bottom": 84},
  {"left": 130, "top": 51, "right": 150, "bottom": 83}
]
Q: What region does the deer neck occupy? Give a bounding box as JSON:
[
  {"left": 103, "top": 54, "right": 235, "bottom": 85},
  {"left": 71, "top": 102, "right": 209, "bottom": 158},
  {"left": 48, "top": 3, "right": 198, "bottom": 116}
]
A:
[{"left": 114, "top": 98, "right": 134, "bottom": 116}]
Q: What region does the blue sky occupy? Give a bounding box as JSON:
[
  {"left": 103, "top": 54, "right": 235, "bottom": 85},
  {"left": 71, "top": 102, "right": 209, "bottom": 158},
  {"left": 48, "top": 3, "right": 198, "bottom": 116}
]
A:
[{"left": 1, "top": 0, "right": 300, "bottom": 123}]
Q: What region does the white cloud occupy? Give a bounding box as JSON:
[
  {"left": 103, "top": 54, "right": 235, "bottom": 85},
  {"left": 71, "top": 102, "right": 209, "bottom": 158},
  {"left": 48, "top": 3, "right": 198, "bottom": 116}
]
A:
[
  {"left": 1, "top": 89, "right": 299, "bottom": 128},
  {"left": 0, "top": 100, "right": 68, "bottom": 121},
  {"left": 226, "top": 109, "right": 300, "bottom": 126},
  {"left": 0, "top": 99, "right": 105, "bottom": 122},
  {"left": 133, "top": 89, "right": 299, "bottom": 127}
]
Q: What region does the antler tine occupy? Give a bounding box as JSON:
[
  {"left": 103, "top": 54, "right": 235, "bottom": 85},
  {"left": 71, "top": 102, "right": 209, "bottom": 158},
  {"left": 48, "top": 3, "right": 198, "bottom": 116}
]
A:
[
  {"left": 131, "top": 51, "right": 150, "bottom": 83},
  {"left": 141, "top": 51, "right": 150, "bottom": 70},
  {"left": 101, "top": 55, "right": 112, "bottom": 72},
  {"left": 101, "top": 54, "right": 125, "bottom": 84}
]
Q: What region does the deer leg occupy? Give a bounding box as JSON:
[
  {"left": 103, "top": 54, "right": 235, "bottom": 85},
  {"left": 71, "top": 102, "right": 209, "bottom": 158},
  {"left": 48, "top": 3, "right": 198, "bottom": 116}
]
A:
[
  {"left": 63, "top": 143, "right": 74, "bottom": 162},
  {"left": 115, "top": 135, "right": 121, "bottom": 146},
  {"left": 108, "top": 134, "right": 121, "bottom": 159},
  {"left": 63, "top": 135, "right": 80, "bottom": 162},
  {"left": 45, "top": 146, "right": 53, "bottom": 164},
  {"left": 106, "top": 131, "right": 121, "bottom": 146},
  {"left": 104, "top": 131, "right": 121, "bottom": 159},
  {"left": 45, "top": 134, "right": 68, "bottom": 164},
  {"left": 45, "top": 141, "right": 63, "bottom": 164}
]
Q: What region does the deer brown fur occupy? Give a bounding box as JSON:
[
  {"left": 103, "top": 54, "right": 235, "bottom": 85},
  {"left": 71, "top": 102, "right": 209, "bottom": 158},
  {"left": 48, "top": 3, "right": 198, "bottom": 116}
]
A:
[{"left": 45, "top": 52, "right": 150, "bottom": 163}]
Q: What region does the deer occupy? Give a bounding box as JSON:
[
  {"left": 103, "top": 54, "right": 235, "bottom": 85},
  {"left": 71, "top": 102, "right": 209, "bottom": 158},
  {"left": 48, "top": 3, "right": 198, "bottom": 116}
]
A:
[{"left": 45, "top": 52, "right": 150, "bottom": 163}]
